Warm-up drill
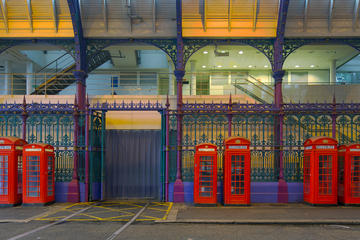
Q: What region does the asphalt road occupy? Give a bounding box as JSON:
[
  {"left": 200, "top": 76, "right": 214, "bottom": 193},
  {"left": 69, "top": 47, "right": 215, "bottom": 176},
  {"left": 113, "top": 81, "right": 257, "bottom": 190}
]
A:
[{"left": 2, "top": 222, "right": 360, "bottom": 240}]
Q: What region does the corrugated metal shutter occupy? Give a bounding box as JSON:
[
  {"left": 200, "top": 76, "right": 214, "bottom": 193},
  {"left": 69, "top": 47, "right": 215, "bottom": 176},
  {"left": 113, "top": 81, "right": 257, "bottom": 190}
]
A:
[{"left": 105, "top": 130, "right": 161, "bottom": 200}]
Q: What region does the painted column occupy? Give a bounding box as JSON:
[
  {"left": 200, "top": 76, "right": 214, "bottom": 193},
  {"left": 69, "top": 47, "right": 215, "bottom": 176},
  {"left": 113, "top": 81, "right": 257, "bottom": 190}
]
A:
[
  {"left": 174, "top": 69, "right": 185, "bottom": 202},
  {"left": 330, "top": 59, "right": 337, "bottom": 84},
  {"left": 168, "top": 61, "right": 175, "bottom": 95},
  {"left": 68, "top": 98, "right": 80, "bottom": 202},
  {"left": 165, "top": 96, "right": 170, "bottom": 202},
  {"left": 227, "top": 95, "right": 232, "bottom": 137},
  {"left": 190, "top": 60, "right": 196, "bottom": 96},
  {"left": 26, "top": 62, "right": 34, "bottom": 95},
  {"left": 4, "top": 60, "right": 11, "bottom": 95},
  {"left": 74, "top": 71, "right": 87, "bottom": 111},
  {"left": 84, "top": 97, "right": 90, "bottom": 202},
  {"left": 273, "top": 0, "right": 289, "bottom": 204},
  {"left": 173, "top": 0, "right": 185, "bottom": 203}
]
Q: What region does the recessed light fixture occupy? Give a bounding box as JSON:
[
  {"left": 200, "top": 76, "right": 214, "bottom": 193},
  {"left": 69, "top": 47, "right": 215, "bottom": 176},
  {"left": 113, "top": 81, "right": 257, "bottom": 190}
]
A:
[
  {"left": 295, "top": 65, "right": 300, "bottom": 68},
  {"left": 202, "top": 65, "right": 206, "bottom": 68},
  {"left": 217, "top": 65, "right": 223, "bottom": 68},
  {"left": 203, "top": 51, "right": 208, "bottom": 54},
  {"left": 310, "top": 64, "right": 315, "bottom": 68},
  {"left": 264, "top": 65, "right": 269, "bottom": 68},
  {"left": 239, "top": 50, "right": 244, "bottom": 54},
  {"left": 221, "top": 50, "right": 226, "bottom": 53},
  {"left": 248, "top": 65, "right": 253, "bottom": 68},
  {"left": 233, "top": 65, "right": 237, "bottom": 68}
]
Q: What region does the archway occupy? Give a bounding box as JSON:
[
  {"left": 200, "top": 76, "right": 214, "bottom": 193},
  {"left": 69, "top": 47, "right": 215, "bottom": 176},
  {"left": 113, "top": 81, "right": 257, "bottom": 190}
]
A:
[
  {"left": 0, "top": 43, "right": 75, "bottom": 95},
  {"left": 283, "top": 44, "right": 360, "bottom": 103},
  {"left": 184, "top": 44, "right": 273, "bottom": 104}
]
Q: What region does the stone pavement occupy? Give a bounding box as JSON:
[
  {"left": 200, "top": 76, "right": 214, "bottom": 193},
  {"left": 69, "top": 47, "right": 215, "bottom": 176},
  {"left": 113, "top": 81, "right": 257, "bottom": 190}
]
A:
[{"left": 159, "top": 203, "right": 360, "bottom": 224}]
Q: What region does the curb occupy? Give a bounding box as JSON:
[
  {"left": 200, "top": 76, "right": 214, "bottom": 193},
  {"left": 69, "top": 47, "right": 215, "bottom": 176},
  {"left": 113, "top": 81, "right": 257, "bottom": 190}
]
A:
[{"left": 155, "top": 219, "right": 360, "bottom": 225}]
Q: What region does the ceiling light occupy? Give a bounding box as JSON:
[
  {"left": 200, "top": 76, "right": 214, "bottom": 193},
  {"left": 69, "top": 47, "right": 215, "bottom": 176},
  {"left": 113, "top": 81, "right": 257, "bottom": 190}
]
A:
[
  {"left": 248, "top": 65, "right": 253, "bottom": 68},
  {"left": 264, "top": 65, "right": 269, "bottom": 68},
  {"left": 295, "top": 65, "right": 300, "bottom": 68},
  {"left": 310, "top": 65, "right": 315, "bottom": 68},
  {"left": 239, "top": 50, "right": 244, "bottom": 54},
  {"left": 203, "top": 51, "right": 208, "bottom": 54},
  {"left": 202, "top": 65, "right": 206, "bottom": 68},
  {"left": 221, "top": 50, "right": 226, "bottom": 53},
  {"left": 233, "top": 65, "right": 237, "bottom": 68},
  {"left": 217, "top": 65, "right": 222, "bottom": 68}
]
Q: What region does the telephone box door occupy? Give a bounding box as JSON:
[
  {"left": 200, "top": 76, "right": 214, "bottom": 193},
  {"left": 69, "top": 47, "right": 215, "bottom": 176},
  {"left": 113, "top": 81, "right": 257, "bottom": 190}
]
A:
[
  {"left": 224, "top": 137, "right": 251, "bottom": 205},
  {"left": 194, "top": 143, "right": 217, "bottom": 205},
  {"left": 316, "top": 152, "right": 337, "bottom": 203}
]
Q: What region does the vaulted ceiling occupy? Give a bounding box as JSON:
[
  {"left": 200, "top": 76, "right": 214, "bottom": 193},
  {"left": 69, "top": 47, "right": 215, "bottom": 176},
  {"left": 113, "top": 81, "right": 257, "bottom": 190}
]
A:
[{"left": 0, "top": 0, "right": 360, "bottom": 38}]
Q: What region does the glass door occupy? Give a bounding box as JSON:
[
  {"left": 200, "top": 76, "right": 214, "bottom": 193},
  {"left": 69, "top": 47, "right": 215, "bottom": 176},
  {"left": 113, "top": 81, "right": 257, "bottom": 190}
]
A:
[{"left": 199, "top": 156, "right": 214, "bottom": 197}]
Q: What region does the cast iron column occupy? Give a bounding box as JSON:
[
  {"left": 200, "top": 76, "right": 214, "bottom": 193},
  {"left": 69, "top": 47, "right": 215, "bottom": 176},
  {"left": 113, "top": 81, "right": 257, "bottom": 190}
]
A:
[
  {"left": 273, "top": 0, "right": 289, "bottom": 203},
  {"left": 165, "top": 96, "right": 170, "bottom": 202},
  {"left": 68, "top": 97, "right": 80, "bottom": 202},
  {"left": 173, "top": 0, "right": 185, "bottom": 202},
  {"left": 227, "top": 95, "right": 233, "bottom": 137},
  {"left": 174, "top": 70, "right": 185, "bottom": 202}
]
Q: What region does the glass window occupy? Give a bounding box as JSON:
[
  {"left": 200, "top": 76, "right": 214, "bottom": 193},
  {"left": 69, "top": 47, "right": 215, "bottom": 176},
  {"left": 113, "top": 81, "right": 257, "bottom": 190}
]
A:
[
  {"left": 0, "top": 155, "right": 8, "bottom": 195},
  {"left": 26, "top": 156, "right": 40, "bottom": 197}
]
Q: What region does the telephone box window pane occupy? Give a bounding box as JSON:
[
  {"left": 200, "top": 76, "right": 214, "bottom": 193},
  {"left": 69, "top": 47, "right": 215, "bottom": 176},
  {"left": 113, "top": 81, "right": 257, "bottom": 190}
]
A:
[
  {"left": 351, "top": 156, "right": 360, "bottom": 198},
  {"left": 26, "top": 156, "right": 40, "bottom": 197},
  {"left": 319, "top": 155, "right": 332, "bottom": 195},
  {"left": 48, "top": 156, "right": 53, "bottom": 196},
  {"left": 18, "top": 155, "right": 22, "bottom": 194},
  {"left": 0, "top": 155, "right": 8, "bottom": 195},
  {"left": 304, "top": 155, "right": 311, "bottom": 194},
  {"left": 199, "top": 156, "right": 213, "bottom": 197},
  {"left": 231, "top": 155, "right": 245, "bottom": 195}
]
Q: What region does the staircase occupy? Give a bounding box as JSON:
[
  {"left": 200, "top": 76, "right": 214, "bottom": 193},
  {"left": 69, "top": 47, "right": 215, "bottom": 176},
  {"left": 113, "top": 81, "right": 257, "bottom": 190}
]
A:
[
  {"left": 32, "top": 51, "right": 111, "bottom": 95},
  {"left": 232, "top": 74, "right": 274, "bottom": 104}
]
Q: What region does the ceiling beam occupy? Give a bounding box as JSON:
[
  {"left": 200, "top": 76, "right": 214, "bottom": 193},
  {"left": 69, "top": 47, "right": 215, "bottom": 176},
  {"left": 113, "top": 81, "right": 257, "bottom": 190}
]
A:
[
  {"left": 228, "top": 0, "right": 232, "bottom": 32},
  {"left": 103, "top": 0, "right": 108, "bottom": 32},
  {"left": 253, "top": 0, "right": 260, "bottom": 31},
  {"left": 78, "top": 0, "right": 82, "bottom": 17},
  {"left": 200, "top": 0, "right": 207, "bottom": 31},
  {"left": 152, "top": 0, "right": 156, "bottom": 32},
  {"left": 0, "top": 0, "right": 8, "bottom": 33},
  {"left": 328, "top": 0, "right": 334, "bottom": 32},
  {"left": 26, "top": 0, "right": 33, "bottom": 32},
  {"left": 303, "top": 0, "right": 309, "bottom": 31},
  {"left": 51, "top": 0, "right": 58, "bottom": 32},
  {"left": 353, "top": 0, "right": 360, "bottom": 31}
]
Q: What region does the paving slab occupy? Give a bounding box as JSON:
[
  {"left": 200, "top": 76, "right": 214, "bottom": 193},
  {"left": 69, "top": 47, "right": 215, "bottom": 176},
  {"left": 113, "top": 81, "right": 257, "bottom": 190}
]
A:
[
  {"left": 0, "top": 203, "right": 68, "bottom": 223},
  {"left": 158, "top": 203, "right": 360, "bottom": 224}
]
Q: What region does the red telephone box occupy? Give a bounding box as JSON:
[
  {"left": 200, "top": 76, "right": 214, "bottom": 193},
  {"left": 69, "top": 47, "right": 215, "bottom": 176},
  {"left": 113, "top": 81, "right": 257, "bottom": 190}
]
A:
[
  {"left": 223, "top": 137, "right": 251, "bottom": 205},
  {"left": 338, "top": 144, "right": 360, "bottom": 205},
  {"left": 22, "top": 143, "right": 55, "bottom": 205},
  {"left": 0, "top": 137, "right": 27, "bottom": 206},
  {"left": 194, "top": 143, "right": 218, "bottom": 205},
  {"left": 303, "top": 137, "right": 338, "bottom": 205}
]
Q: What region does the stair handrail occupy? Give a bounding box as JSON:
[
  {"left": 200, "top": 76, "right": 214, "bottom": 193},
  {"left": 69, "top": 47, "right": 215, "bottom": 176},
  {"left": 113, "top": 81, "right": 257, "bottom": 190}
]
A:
[
  {"left": 36, "top": 53, "right": 71, "bottom": 73},
  {"left": 248, "top": 74, "right": 274, "bottom": 92},
  {"left": 233, "top": 77, "right": 274, "bottom": 98}
]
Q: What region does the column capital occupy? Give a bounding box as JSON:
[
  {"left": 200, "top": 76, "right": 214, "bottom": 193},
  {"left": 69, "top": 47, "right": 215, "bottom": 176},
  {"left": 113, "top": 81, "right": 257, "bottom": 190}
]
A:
[
  {"left": 272, "top": 70, "right": 285, "bottom": 84},
  {"left": 174, "top": 70, "right": 185, "bottom": 80},
  {"left": 73, "top": 70, "right": 88, "bottom": 79}
]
